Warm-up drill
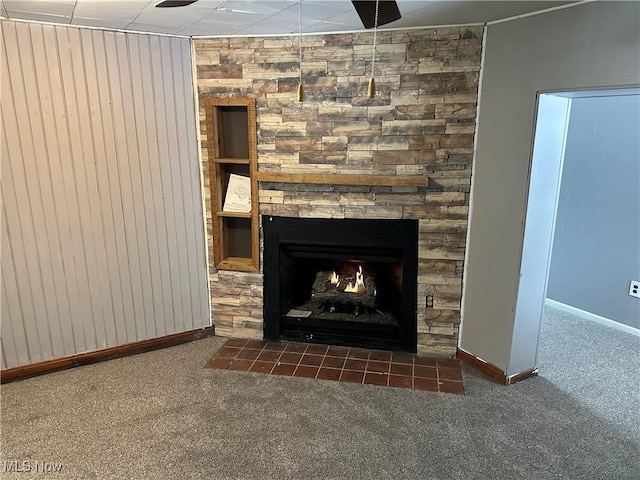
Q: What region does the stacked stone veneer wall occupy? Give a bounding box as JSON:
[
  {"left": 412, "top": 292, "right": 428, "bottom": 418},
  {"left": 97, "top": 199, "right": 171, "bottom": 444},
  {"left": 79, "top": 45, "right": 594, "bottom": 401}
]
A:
[{"left": 195, "top": 26, "right": 482, "bottom": 356}]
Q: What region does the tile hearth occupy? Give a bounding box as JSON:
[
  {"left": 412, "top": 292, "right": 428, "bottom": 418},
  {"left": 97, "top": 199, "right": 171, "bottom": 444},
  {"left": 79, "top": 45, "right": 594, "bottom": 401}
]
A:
[{"left": 205, "top": 339, "right": 465, "bottom": 394}]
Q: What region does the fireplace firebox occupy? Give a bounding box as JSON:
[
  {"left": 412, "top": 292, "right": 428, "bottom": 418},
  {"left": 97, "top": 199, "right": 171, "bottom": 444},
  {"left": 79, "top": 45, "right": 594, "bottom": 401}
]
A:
[{"left": 263, "top": 216, "right": 418, "bottom": 352}]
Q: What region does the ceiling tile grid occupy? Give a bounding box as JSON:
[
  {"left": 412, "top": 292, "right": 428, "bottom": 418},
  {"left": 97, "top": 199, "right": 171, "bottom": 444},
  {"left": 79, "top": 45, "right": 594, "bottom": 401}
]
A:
[{"left": 1, "top": 1, "right": 576, "bottom": 37}]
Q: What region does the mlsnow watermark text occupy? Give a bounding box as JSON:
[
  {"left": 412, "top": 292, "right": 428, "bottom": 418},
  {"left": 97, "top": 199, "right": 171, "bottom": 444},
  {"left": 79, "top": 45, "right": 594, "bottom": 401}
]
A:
[{"left": 2, "top": 459, "right": 63, "bottom": 473}]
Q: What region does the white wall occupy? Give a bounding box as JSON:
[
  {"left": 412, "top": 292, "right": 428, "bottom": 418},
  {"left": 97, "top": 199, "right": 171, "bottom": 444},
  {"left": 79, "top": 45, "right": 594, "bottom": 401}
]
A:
[
  {"left": 510, "top": 94, "right": 570, "bottom": 375},
  {"left": 547, "top": 94, "right": 640, "bottom": 329},
  {"left": 1, "top": 20, "right": 209, "bottom": 369},
  {"left": 460, "top": 2, "right": 640, "bottom": 375}
]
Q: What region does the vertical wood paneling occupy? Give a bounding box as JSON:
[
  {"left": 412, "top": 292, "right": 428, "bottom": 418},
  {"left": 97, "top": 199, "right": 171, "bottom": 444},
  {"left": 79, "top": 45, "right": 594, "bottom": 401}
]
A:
[
  {"left": 151, "top": 34, "right": 181, "bottom": 337},
  {"left": 2, "top": 22, "right": 54, "bottom": 362},
  {"left": 1, "top": 20, "right": 209, "bottom": 369},
  {"left": 130, "top": 34, "right": 165, "bottom": 340},
  {"left": 106, "top": 31, "right": 147, "bottom": 342},
  {"left": 175, "top": 37, "right": 206, "bottom": 331}
]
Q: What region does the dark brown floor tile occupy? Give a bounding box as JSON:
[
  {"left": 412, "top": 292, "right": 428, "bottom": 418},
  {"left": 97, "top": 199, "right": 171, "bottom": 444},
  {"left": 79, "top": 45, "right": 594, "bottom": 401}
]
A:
[
  {"left": 306, "top": 344, "right": 329, "bottom": 355},
  {"left": 392, "top": 352, "right": 414, "bottom": 364},
  {"left": 438, "top": 366, "right": 463, "bottom": 381},
  {"left": 294, "top": 365, "right": 319, "bottom": 378},
  {"left": 249, "top": 361, "right": 275, "bottom": 374},
  {"left": 279, "top": 352, "right": 303, "bottom": 364},
  {"left": 364, "top": 373, "right": 388, "bottom": 386},
  {"left": 257, "top": 351, "right": 281, "bottom": 362},
  {"left": 413, "top": 377, "right": 438, "bottom": 391},
  {"left": 339, "top": 370, "right": 364, "bottom": 383},
  {"left": 205, "top": 357, "right": 232, "bottom": 369},
  {"left": 414, "top": 366, "right": 438, "bottom": 379},
  {"left": 215, "top": 342, "right": 466, "bottom": 393},
  {"left": 300, "top": 354, "right": 323, "bottom": 366},
  {"left": 216, "top": 347, "right": 241, "bottom": 358},
  {"left": 321, "top": 356, "right": 345, "bottom": 369},
  {"left": 369, "top": 350, "right": 392, "bottom": 362},
  {"left": 317, "top": 368, "right": 341, "bottom": 381},
  {"left": 263, "top": 342, "right": 287, "bottom": 352},
  {"left": 272, "top": 363, "right": 296, "bottom": 376},
  {"left": 344, "top": 359, "right": 367, "bottom": 371},
  {"left": 225, "top": 338, "right": 248, "bottom": 348},
  {"left": 347, "top": 348, "right": 370, "bottom": 360},
  {"left": 284, "top": 343, "right": 308, "bottom": 353},
  {"left": 388, "top": 375, "right": 413, "bottom": 389},
  {"left": 235, "top": 349, "right": 260, "bottom": 361},
  {"left": 390, "top": 363, "right": 413, "bottom": 376},
  {"left": 438, "top": 358, "right": 460, "bottom": 368},
  {"left": 438, "top": 380, "right": 465, "bottom": 394},
  {"left": 244, "top": 340, "right": 267, "bottom": 349},
  {"left": 327, "top": 346, "right": 349, "bottom": 357},
  {"left": 414, "top": 356, "right": 438, "bottom": 367},
  {"left": 227, "top": 359, "right": 253, "bottom": 371},
  {"left": 367, "top": 360, "right": 390, "bottom": 373}
]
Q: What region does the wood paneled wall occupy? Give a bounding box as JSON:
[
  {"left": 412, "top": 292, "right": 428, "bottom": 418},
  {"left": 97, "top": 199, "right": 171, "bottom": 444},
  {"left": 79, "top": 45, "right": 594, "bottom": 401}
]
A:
[{"left": 0, "top": 20, "right": 209, "bottom": 369}]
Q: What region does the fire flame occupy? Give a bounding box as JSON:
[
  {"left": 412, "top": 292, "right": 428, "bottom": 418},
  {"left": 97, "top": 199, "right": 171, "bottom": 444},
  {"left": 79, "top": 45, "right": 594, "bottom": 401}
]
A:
[
  {"left": 329, "top": 271, "right": 339, "bottom": 284},
  {"left": 343, "top": 282, "right": 357, "bottom": 293},
  {"left": 356, "top": 265, "right": 365, "bottom": 289},
  {"left": 343, "top": 265, "right": 365, "bottom": 293}
]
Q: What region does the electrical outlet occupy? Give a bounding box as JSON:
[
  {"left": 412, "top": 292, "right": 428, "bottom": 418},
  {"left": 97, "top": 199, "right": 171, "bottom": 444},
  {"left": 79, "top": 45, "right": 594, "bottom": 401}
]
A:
[
  {"left": 630, "top": 280, "right": 640, "bottom": 299},
  {"left": 426, "top": 295, "right": 434, "bottom": 308}
]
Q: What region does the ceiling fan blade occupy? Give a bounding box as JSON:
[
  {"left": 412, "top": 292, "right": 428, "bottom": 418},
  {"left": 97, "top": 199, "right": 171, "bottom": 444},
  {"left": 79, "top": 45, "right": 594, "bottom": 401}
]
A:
[
  {"left": 351, "top": 1, "right": 401, "bottom": 29},
  {"left": 155, "top": 0, "right": 199, "bottom": 7}
]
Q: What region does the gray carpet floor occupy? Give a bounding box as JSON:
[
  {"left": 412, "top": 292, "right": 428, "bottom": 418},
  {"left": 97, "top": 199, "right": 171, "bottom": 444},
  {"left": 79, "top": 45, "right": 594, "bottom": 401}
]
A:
[{"left": 1, "top": 305, "right": 638, "bottom": 479}]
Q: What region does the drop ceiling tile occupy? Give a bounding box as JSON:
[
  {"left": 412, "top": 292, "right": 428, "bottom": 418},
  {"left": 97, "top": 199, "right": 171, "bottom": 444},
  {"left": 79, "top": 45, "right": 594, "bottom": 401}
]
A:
[
  {"left": 185, "top": 20, "right": 243, "bottom": 36},
  {"left": 302, "top": 20, "right": 356, "bottom": 34},
  {"left": 321, "top": 8, "right": 362, "bottom": 27},
  {"left": 299, "top": 1, "right": 353, "bottom": 21},
  {"left": 396, "top": 0, "right": 440, "bottom": 15},
  {"left": 72, "top": 1, "right": 153, "bottom": 23},
  {"left": 217, "top": 0, "right": 297, "bottom": 16},
  {"left": 71, "top": 17, "right": 133, "bottom": 30},
  {"left": 125, "top": 22, "right": 183, "bottom": 34},
  {"left": 4, "top": 0, "right": 74, "bottom": 16},
  {"left": 235, "top": 22, "right": 299, "bottom": 35},
  {"left": 139, "top": 0, "right": 211, "bottom": 17},
  {"left": 134, "top": 8, "right": 213, "bottom": 28},
  {"left": 252, "top": 5, "right": 319, "bottom": 29},
  {"left": 5, "top": 9, "right": 70, "bottom": 23},
  {"left": 202, "top": 9, "right": 268, "bottom": 25}
]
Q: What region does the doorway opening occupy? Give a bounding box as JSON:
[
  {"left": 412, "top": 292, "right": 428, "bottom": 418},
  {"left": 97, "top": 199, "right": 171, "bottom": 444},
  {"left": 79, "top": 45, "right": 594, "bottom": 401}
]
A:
[{"left": 515, "top": 88, "right": 639, "bottom": 426}]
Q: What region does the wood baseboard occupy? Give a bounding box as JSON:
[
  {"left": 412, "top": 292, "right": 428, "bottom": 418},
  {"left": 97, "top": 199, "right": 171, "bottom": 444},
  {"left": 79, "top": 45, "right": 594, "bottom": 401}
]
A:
[
  {"left": 457, "top": 348, "right": 538, "bottom": 386},
  {"left": 1, "top": 326, "right": 216, "bottom": 384}
]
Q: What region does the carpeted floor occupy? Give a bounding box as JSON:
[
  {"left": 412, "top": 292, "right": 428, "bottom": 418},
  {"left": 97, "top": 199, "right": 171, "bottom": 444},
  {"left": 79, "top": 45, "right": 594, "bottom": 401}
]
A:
[{"left": 1, "top": 305, "right": 638, "bottom": 479}]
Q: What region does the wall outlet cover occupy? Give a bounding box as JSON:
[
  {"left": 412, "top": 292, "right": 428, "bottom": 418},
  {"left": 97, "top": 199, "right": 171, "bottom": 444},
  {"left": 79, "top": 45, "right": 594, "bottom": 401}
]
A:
[{"left": 629, "top": 280, "right": 640, "bottom": 299}]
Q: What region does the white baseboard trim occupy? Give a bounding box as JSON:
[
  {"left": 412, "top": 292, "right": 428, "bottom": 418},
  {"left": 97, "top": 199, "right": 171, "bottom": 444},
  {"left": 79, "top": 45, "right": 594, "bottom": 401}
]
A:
[{"left": 545, "top": 298, "right": 640, "bottom": 337}]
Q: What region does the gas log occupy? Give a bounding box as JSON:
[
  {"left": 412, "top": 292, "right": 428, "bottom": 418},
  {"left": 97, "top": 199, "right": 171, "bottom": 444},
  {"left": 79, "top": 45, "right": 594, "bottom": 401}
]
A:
[{"left": 311, "top": 271, "right": 377, "bottom": 308}]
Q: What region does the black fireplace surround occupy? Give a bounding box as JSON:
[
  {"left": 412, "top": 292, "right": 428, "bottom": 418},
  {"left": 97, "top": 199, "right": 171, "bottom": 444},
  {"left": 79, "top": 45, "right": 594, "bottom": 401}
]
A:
[{"left": 263, "top": 216, "right": 418, "bottom": 352}]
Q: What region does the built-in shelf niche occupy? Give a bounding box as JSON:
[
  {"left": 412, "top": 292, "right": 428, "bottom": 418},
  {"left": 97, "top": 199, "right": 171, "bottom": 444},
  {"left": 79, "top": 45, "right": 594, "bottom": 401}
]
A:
[{"left": 204, "top": 97, "right": 258, "bottom": 272}]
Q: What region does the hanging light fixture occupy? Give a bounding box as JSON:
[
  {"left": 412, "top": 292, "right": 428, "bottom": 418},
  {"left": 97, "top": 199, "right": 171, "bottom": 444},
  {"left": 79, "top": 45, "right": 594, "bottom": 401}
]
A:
[
  {"left": 297, "top": 0, "right": 304, "bottom": 102},
  {"left": 367, "top": 0, "right": 380, "bottom": 98}
]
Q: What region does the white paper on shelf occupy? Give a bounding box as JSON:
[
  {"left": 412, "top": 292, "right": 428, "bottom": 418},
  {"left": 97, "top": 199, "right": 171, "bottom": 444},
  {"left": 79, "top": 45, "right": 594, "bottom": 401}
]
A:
[{"left": 223, "top": 174, "right": 251, "bottom": 213}]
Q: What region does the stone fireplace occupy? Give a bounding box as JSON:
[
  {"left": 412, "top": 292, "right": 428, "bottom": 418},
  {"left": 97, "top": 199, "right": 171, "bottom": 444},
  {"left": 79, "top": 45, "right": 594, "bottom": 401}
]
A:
[{"left": 196, "top": 26, "right": 482, "bottom": 357}]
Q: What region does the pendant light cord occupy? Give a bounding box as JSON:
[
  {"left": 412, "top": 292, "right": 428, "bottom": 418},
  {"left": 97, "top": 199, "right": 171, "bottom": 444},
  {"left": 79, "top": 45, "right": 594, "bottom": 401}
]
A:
[
  {"left": 371, "top": 0, "right": 379, "bottom": 79},
  {"left": 298, "top": 0, "right": 302, "bottom": 84}
]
